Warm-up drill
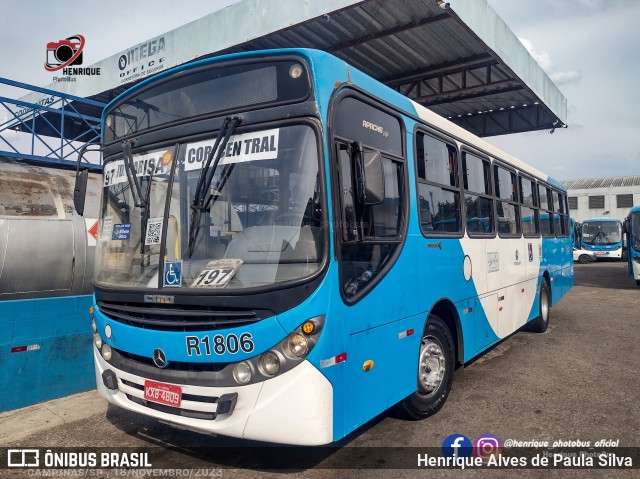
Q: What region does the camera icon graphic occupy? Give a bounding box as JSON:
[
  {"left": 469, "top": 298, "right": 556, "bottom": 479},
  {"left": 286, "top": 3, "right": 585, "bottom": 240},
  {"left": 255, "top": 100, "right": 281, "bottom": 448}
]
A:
[
  {"left": 45, "top": 35, "right": 85, "bottom": 72},
  {"left": 473, "top": 434, "right": 503, "bottom": 463}
]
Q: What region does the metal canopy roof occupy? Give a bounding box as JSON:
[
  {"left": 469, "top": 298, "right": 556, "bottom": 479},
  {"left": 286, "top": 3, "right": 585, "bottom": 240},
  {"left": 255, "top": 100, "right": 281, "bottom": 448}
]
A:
[
  {"left": 213, "top": 0, "right": 567, "bottom": 136},
  {"left": 17, "top": 0, "right": 567, "bottom": 139},
  {"left": 563, "top": 177, "right": 640, "bottom": 190}
]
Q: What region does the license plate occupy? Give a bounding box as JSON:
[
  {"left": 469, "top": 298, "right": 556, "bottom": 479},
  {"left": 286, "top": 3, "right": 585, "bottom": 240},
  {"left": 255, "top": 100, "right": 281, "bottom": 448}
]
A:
[
  {"left": 144, "top": 380, "right": 182, "bottom": 408},
  {"left": 595, "top": 252, "right": 608, "bottom": 256}
]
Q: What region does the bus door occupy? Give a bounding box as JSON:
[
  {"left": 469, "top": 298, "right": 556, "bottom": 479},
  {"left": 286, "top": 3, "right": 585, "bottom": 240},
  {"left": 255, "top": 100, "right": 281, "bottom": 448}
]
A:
[{"left": 330, "top": 95, "right": 420, "bottom": 433}]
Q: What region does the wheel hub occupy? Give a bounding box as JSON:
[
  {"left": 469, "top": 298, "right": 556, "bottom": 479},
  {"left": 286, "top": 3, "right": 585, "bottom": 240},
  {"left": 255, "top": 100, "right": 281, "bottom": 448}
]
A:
[
  {"left": 418, "top": 337, "right": 445, "bottom": 395},
  {"left": 541, "top": 288, "right": 549, "bottom": 322}
]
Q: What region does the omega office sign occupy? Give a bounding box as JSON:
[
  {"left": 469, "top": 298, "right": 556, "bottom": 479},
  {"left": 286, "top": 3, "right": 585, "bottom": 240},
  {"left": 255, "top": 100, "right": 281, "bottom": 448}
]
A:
[{"left": 117, "top": 36, "right": 167, "bottom": 84}]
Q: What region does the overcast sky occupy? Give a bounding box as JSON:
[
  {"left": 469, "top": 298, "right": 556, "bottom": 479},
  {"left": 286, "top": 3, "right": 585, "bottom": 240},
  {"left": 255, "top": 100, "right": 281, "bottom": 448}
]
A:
[{"left": 0, "top": 0, "right": 638, "bottom": 180}]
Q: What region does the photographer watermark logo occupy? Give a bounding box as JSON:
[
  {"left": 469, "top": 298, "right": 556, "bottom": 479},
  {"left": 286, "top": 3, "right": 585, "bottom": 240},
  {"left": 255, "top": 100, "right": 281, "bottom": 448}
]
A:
[
  {"left": 7, "top": 449, "right": 39, "bottom": 468},
  {"left": 45, "top": 35, "right": 84, "bottom": 72},
  {"left": 45, "top": 34, "right": 100, "bottom": 81}
]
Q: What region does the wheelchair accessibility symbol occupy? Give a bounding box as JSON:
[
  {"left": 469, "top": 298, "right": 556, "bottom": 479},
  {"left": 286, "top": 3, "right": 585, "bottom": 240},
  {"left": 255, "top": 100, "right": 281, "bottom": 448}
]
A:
[{"left": 163, "top": 260, "right": 183, "bottom": 288}]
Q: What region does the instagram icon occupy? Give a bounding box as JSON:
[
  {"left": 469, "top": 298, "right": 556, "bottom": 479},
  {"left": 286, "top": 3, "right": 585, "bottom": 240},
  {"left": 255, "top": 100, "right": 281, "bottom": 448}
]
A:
[{"left": 474, "top": 434, "right": 502, "bottom": 463}]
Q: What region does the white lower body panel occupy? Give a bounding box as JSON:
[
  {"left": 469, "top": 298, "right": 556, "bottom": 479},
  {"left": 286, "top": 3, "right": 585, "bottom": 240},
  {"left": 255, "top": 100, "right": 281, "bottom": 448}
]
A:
[{"left": 94, "top": 349, "right": 333, "bottom": 445}]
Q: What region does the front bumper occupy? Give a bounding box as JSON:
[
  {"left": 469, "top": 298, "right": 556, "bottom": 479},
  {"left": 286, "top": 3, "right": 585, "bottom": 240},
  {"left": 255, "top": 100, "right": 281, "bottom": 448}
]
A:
[{"left": 94, "top": 348, "right": 333, "bottom": 445}]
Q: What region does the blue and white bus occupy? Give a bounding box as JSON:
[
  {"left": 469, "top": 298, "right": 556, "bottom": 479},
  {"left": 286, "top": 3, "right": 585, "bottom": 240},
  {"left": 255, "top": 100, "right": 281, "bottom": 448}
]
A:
[
  {"left": 75, "top": 48, "right": 573, "bottom": 445},
  {"left": 580, "top": 217, "right": 623, "bottom": 260},
  {"left": 624, "top": 206, "right": 640, "bottom": 286}
]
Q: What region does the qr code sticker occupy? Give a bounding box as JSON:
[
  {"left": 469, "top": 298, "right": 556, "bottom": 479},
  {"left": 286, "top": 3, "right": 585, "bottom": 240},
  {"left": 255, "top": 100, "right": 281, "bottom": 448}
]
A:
[{"left": 145, "top": 217, "right": 163, "bottom": 245}]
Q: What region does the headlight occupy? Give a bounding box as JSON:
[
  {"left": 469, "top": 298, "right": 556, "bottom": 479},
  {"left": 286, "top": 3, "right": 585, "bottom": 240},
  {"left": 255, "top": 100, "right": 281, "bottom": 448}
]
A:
[
  {"left": 233, "top": 361, "right": 252, "bottom": 385},
  {"left": 101, "top": 344, "right": 112, "bottom": 361},
  {"left": 259, "top": 351, "right": 281, "bottom": 376},
  {"left": 93, "top": 333, "right": 103, "bottom": 349},
  {"left": 226, "top": 316, "right": 325, "bottom": 386},
  {"left": 286, "top": 333, "right": 308, "bottom": 358},
  {"left": 91, "top": 319, "right": 97, "bottom": 333}
]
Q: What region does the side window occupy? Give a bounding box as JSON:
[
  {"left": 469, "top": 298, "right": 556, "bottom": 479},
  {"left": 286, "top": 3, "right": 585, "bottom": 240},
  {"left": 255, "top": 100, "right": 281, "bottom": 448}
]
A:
[
  {"left": 494, "top": 165, "right": 520, "bottom": 236},
  {"left": 551, "top": 190, "right": 567, "bottom": 237},
  {"left": 415, "top": 131, "right": 461, "bottom": 234},
  {"left": 332, "top": 97, "right": 405, "bottom": 302},
  {"left": 462, "top": 152, "right": 494, "bottom": 235},
  {"left": 563, "top": 194, "right": 570, "bottom": 237},
  {"left": 520, "top": 176, "right": 539, "bottom": 237},
  {"left": 538, "top": 184, "right": 554, "bottom": 237}
]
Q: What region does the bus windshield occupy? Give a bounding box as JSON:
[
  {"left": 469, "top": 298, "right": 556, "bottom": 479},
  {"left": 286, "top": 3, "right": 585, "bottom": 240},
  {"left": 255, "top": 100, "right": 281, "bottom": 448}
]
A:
[
  {"left": 631, "top": 212, "right": 640, "bottom": 251},
  {"left": 581, "top": 220, "right": 621, "bottom": 246},
  {"left": 95, "top": 124, "right": 324, "bottom": 290}
]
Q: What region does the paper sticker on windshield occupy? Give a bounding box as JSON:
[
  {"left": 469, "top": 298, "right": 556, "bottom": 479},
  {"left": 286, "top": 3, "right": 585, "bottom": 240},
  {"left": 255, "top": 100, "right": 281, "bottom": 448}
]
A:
[
  {"left": 102, "top": 216, "right": 113, "bottom": 240},
  {"left": 112, "top": 223, "right": 131, "bottom": 240},
  {"left": 103, "top": 148, "right": 173, "bottom": 187},
  {"left": 164, "top": 260, "right": 183, "bottom": 288},
  {"left": 184, "top": 129, "right": 279, "bottom": 171},
  {"left": 191, "top": 259, "right": 243, "bottom": 288},
  {"left": 145, "top": 217, "right": 164, "bottom": 245}
]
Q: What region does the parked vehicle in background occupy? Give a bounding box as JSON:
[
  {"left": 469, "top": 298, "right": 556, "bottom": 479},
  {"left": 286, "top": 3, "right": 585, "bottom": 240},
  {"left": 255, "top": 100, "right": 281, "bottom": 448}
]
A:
[
  {"left": 580, "top": 217, "right": 623, "bottom": 260},
  {"left": 623, "top": 207, "right": 640, "bottom": 286},
  {"left": 573, "top": 247, "right": 596, "bottom": 264}
]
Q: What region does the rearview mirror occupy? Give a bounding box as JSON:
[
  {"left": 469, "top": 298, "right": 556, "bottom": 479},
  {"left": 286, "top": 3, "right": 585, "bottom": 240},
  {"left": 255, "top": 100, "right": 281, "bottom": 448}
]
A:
[
  {"left": 73, "top": 169, "right": 88, "bottom": 216},
  {"left": 353, "top": 147, "right": 384, "bottom": 206},
  {"left": 73, "top": 144, "right": 101, "bottom": 216}
]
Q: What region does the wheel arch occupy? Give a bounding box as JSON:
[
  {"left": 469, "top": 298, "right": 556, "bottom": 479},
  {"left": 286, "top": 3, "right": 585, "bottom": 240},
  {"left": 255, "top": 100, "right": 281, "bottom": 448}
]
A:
[
  {"left": 542, "top": 269, "right": 552, "bottom": 304},
  {"left": 428, "top": 299, "right": 464, "bottom": 369}
]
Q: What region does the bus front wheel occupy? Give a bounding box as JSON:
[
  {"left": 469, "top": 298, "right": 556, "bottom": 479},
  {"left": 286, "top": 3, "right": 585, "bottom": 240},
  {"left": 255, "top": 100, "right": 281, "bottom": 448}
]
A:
[
  {"left": 636, "top": 280, "right": 640, "bottom": 287},
  {"left": 526, "top": 279, "right": 551, "bottom": 333},
  {"left": 395, "top": 315, "right": 455, "bottom": 419}
]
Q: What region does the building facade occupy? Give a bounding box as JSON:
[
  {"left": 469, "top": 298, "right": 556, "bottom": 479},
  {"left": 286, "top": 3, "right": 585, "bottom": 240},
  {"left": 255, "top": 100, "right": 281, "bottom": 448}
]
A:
[{"left": 563, "top": 176, "right": 640, "bottom": 223}]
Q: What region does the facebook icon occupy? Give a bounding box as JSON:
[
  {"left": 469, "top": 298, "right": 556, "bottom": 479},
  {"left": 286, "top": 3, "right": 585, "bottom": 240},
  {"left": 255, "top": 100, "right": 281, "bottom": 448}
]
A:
[{"left": 442, "top": 434, "right": 473, "bottom": 458}]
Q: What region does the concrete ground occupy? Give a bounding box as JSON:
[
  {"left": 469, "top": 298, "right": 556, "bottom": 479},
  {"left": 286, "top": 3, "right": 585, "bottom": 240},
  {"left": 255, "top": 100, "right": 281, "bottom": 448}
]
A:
[{"left": 1, "top": 260, "right": 638, "bottom": 478}]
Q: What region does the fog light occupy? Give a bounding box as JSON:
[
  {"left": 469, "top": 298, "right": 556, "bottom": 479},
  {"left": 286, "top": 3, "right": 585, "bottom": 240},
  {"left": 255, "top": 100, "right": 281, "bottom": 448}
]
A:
[
  {"left": 233, "top": 361, "right": 252, "bottom": 385},
  {"left": 93, "top": 333, "right": 102, "bottom": 349},
  {"left": 91, "top": 319, "right": 97, "bottom": 333},
  {"left": 101, "top": 343, "right": 112, "bottom": 361},
  {"left": 104, "top": 324, "right": 112, "bottom": 339},
  {"left": 260, "top": 351, "right": 281, "bottom": 376},
  {"left": 287, "top": 333, "right": 308, "bottom": 358}
]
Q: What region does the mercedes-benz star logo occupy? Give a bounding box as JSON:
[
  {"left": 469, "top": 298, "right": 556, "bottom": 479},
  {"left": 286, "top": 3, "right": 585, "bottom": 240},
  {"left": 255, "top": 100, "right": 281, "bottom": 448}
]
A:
[{"left": 153, "top": 348, "right": 168, "bottom": 368}]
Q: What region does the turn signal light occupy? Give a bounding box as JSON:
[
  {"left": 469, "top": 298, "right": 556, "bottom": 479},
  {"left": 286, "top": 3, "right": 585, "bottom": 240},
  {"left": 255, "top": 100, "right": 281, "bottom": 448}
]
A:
[{"left": 302, "top": 321, "right": 315, "bottom": 335}]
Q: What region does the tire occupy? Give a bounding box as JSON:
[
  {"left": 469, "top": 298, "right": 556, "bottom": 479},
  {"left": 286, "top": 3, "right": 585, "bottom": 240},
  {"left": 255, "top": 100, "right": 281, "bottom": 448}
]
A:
[
  {"left": 395, "top": 315, "right": 455, "bottom": 419},
  {"left": 636, "top": 280, "right": 640, "bottom": 287},
  {"left": 527, "top": 279, "right": 551, "bottom": 333},
  {"left": 578, "top": 255, "right": 590, "bottom": 264}
]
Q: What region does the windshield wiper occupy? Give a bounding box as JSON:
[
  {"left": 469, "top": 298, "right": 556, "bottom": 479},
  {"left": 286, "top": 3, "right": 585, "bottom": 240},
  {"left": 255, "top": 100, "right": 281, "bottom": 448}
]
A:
[
  {"left": 122, "top": 139, "right": 146, "bottom": 208},
  {"left": 187, "top": 116, "right": 242, "bottom": 257}
]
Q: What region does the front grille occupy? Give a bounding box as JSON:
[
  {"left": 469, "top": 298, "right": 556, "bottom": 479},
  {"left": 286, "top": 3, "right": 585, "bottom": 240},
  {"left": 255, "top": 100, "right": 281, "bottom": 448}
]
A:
[
  {"left": 107, "top": 347, "right": 234, "bottom": 387},
  {"left": 116, "top": 348, "right": 229, "bottom": 373},
  {"left": 97, "top": 300, "right": 270, "bottom": 331},
  {"left": 121, "top": 379, "right": 217, "bottom": 403},
  {"left": 125, "top": 394, "right": 216, "bottom": 421}
]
